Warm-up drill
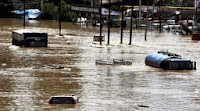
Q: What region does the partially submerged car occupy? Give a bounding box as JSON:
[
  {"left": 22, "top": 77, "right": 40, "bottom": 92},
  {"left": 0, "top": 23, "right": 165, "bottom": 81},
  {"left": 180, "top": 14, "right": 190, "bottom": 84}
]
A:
[{"left": 49, "top": 95, "right": 78, "bottom": 104}]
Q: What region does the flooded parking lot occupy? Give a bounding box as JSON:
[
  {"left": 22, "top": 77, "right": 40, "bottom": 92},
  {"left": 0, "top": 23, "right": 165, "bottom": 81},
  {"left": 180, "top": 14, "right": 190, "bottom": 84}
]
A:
[{"left": 0, "top": 18, "right": 200, "bottom": 110}]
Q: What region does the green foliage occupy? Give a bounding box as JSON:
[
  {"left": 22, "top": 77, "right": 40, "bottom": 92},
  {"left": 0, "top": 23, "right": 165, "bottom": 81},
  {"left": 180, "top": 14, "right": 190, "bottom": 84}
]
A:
[
  {"left": 42, "top": 2, "right": 58, "bottom": 20},
  {"left": 61, "top": 1, "right": 77, "bottom": 21},
  {"left": 42, "top": 0, "right": 77, "bottom": 21}
]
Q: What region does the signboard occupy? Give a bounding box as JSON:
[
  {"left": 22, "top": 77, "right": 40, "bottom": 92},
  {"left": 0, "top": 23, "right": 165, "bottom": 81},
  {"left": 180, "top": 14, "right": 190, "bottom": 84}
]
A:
[
  {"left": 102, "top": 0, "right": 122, "bottom": 4},
  {"left": 71, "top": 6, "right": 99, "bottom": 13}
]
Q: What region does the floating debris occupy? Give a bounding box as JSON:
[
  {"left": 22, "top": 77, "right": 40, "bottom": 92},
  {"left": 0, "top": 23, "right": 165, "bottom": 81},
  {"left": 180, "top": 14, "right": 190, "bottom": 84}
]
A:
[
  {"left": 93, "top": 35, "right": 105, "bottom": 42},
  {"left": 133, "top": 104, "right": 150, "bottom": 110},
  {"left": 96, "top": 59, "right": 132, "bottom": 65},
  {"left": 33, "top": 64, "right": 65, "bottom": 69},
  {"left": 138, "top": 105, "right": 150, "bottom": 108},
  {"left": 192, "top": 32, "right": 200, "bottom": 40}
]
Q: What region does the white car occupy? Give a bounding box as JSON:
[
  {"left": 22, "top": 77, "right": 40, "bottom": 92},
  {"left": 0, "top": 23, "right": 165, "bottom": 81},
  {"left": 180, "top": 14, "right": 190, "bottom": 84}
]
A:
[{"left": 49, "top": 95, "right": 78, "bottom": 104}]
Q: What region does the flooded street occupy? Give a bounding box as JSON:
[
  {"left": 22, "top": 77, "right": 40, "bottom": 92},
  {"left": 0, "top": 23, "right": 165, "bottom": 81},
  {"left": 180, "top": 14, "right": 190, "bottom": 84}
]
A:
[{"left": 0, "top": 18, "right": 200, "bottom": 111}]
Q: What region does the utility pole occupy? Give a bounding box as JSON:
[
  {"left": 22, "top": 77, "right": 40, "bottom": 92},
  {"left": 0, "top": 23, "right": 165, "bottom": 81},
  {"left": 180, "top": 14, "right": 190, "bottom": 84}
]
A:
[
  {"left": 107, "top": 0, "right": 111, "bottom": 45},
  {"left": 91, "top": 0, "right": 94, "bottom": 24},
  {"left": 120, "top": 0, "right": 124, "bottom": 44},
  {"left": 129, "top": 0, "right": 133, "bottom": 45},
  {"left": 23, "top": 1, "right": 26, "bottom": 29},
  {"left": 99, "top": 0, "right": 102, "bottom": 45},
  {"left": 144, "top": 0, "right": 149, "bottom": 41},
  {"left": 138, "top": 0, "right": 142, "bottom": 28},
  {"left": 158, "top": 1, "right": 162, "bottom": 33},
  {"left": 152, "top": 0, "right": 155, "bottom": 31},
  {"left": 159, "top": 9, "right": 161, "bottom": 32},
  {"left": 59, "top": 0, "right": 61, "bottom": 35}
]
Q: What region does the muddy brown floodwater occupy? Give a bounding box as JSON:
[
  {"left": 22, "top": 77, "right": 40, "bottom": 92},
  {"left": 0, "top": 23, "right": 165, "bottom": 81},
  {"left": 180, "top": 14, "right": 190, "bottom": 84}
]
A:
[{"left": 0, "top": 18, "right": 200, "bottom": 111}]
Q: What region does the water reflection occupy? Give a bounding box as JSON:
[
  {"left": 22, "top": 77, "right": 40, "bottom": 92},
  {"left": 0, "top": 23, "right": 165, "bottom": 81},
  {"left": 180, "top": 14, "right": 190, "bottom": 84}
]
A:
[
  {"left": 0, "top": 18, "right": 200, "bottom": 110},
  {"left": 12, "top": 70, "right": 36, "bottom": 110}
]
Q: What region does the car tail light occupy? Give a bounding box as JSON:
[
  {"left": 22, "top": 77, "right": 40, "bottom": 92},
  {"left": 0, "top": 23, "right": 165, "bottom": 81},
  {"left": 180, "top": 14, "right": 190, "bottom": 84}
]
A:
[
  {"left": 73, "top": 100, "right": 76, "bottom": 104},
  {"left": 49, "top": 100, "right": 52, "bottom": 104}
]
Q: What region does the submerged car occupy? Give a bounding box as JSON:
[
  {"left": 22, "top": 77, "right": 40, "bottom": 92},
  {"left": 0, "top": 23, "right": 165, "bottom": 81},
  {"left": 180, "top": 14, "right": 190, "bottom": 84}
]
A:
[{"left": 49, "top": 95, "right": 78, "bottom": 104}]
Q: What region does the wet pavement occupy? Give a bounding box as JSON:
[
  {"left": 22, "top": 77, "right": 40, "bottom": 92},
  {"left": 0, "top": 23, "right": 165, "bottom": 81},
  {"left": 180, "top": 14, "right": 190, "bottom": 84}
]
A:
[{"left": 0, "top": 18, "right": 200, "bottom": 110}]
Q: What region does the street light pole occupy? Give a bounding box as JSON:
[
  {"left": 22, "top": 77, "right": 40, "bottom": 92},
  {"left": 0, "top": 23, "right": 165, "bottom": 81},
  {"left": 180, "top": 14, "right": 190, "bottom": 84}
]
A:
[
  {"left": 91, "top": 0, "right": 94, "bottom": 22},
  {"left": 99, "top": 0, "right": 102, "bottom": 45},
  {"left": 120, "top": 0, "right": 124, "bottom": 44},
  {"left": 145, "top": 0, "right": 149, "bottom": 41},
  {"left": 59, "top": 0, "right": 62, "bottom": 36},
  {"left": 107, "top": 0, "right": 111, "bottom": 45},
  {"left": 129, "top": 0, "right": 133, "bottom": 45},
  {"left": 139, "top": 0, "right": 142, "bottom": 28},
  {"left": 23, "top": 2, "right": 26, "bottom": 29}
]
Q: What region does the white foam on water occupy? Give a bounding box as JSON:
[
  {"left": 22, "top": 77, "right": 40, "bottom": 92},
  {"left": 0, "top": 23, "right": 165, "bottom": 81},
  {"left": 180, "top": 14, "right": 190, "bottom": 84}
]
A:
[
  {"left": 8, "top": 45, "right": 19, "bottom": 50},
  {"left": 1, "top": 63, "right": 7, "bottom": 66}
]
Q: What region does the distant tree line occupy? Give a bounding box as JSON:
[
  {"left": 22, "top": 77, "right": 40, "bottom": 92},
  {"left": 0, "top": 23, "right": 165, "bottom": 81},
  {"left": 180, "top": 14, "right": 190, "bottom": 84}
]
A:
[
  {"left": 0, "top": 0, "right": 100, "bottom": 21},
  {"left": 42, "top": 0, "right": 74, "bottom": 21}
]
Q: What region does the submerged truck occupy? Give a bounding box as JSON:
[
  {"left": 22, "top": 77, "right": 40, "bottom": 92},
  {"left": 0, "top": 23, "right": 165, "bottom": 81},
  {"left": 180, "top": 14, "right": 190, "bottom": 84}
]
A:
[
  {"left": 12, "top": 29, "right": 48, "bottom": 47},
  {"left": 145, "top": 51, "right": 196, "bottom": 70}
]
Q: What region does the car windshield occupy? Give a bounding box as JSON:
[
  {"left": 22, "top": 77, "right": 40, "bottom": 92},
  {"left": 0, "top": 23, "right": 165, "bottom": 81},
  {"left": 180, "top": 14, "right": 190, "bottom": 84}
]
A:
[{"left": 50, "top": 97, "right": 74, "bottom": 104}]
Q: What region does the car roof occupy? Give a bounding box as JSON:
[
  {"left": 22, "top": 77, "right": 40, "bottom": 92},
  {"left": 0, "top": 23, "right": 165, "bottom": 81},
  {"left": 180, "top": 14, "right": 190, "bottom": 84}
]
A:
[{"left": 49, "top": 95, "right": 77, "bottom": 99}]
